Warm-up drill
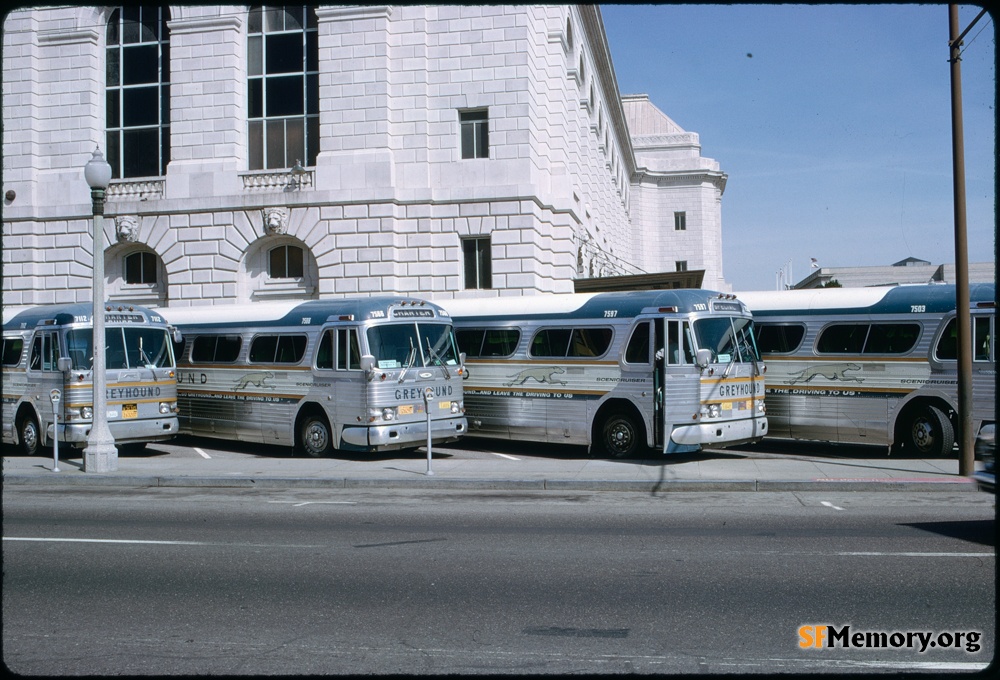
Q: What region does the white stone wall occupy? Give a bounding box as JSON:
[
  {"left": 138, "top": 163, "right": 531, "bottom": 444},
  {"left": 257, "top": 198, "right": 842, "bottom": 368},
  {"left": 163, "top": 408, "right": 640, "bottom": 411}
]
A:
[{"left": 2, "top": 6, "right": 727, "bottom": 307}]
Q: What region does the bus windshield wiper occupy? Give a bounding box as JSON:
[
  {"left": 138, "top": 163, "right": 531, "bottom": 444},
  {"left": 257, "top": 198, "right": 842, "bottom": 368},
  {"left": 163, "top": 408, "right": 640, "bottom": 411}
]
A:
[
  {"left": 397, "top": 342, "right": 418, "bottom": 383},
  {"left": 425, "top": 338, "right": 451, "bottom": 380}
]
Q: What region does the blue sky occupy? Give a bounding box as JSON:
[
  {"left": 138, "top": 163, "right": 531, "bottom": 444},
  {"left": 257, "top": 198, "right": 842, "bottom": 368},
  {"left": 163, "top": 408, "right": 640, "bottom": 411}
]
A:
[{"left": 601, "top": 4, "right": 996, "bottom": 290}]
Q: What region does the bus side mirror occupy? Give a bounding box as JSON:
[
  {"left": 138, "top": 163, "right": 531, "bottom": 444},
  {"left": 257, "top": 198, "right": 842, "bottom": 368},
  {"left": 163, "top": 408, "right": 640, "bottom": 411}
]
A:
[
  {"left": 360, "top": 355, "right": 376, "bottom": 374},
  {"left": 459, "top": 352, "right": 466, "bottom": 366},
  {"left": 57, "top": 357, "right": 72, "bottom": 373},
  {"left": 695, "top": 348, "right": 712, "bottom": 368},
  {"left": 171, "top": 327, "right": 183, "bottom": 344}
]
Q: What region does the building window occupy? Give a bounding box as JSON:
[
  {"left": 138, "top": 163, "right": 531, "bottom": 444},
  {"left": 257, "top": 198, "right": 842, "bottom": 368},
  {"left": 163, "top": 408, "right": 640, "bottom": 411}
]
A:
[
  {"left": 106, "top": 7, "right": 170, "bottom": 178},
  {"left": 675, "top": 261, "right": 688, "bottom": 272},
  {"left": 124, "top": 251, "right": 157, "bottom": 284},
  {"left": 463, "top": 237, "right": 492, "bottom": 289},
  {"left": 566, "top": 18, "right": 573, "bottom": 50},
  {"left": 248, "top": 6, "right": 319, "bottom": 170},
  {"left": 460, "top": 110, "right": 489, "bottom": 159},
  {"left": 674, "top": 212, "right": 687, "bottom": 231},
  {"left": 269, "top": 244, "right": 304, "bottom": 279}
]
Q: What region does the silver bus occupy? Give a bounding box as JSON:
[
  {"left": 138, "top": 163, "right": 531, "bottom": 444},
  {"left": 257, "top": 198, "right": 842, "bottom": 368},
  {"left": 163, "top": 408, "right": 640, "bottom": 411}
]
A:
[
  {"left": 160, "top": 297, "right": 467, "bottom": 456},
  {"left": 439, "top": 290, "right": 767, "bottom": 458},
  {"left": 739, "top": 283, "right": 995, "bottom": 457},
  {"left": 2, "top": 303, "right": 180, "bottom": 455}
]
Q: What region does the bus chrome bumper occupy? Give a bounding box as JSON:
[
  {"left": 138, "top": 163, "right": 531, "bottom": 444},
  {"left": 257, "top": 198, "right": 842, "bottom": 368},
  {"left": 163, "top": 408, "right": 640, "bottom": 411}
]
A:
[
  {"left": 341, "top": 416, "right": 468, "bottom": 451},
  {"left": 671, "top": 417, "right": 768, "bottom": 448},
  {"left": 50, "top": 418, "right": 179, "bottom": 446}
]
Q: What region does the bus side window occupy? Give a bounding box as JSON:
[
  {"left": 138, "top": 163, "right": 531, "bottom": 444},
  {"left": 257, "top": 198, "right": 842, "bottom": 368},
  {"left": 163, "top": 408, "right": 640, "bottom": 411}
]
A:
[
  {"left": 624, "top": 321, "right": 650, "bottom": 364},
  {"left": 531, "top": 328, "right": 571, "bottom": 358},
  {"left": 754, "top": 324, "right": 806, "bottom": 354},
  {"left": 666, "top": 320, "right": 692, "bottom": 365},
  {"left": 456, "top": 329, "right": 485, "bottom": 358},
  {"left": 568, "top": 328, "right": 612, "bottom": 358},
  {"left": 483, "top": 329, "right": 519, "bottom": 357},
  {"left": 681, "top": 321, "right": 695, "bottom": 364},
  {"left": 817, "top": 324, "right": 868, "bottom": 354},
  {"left": 2, "top": 337, "right": 24, "bottom": 367},
  {"left": 337, "top": 328, "right": 360, "bottom": 370},
  {"left": 935, "top": 319, "right": 958, "bottom": 360},
  {"left": 29, "top": 336, "right": 42, "bottom": 371},
  {"left": 974, "top": 316, "right": 992, "bottom": 362},
  {"left": 316, "top": 330, "right": 333, "bottom": 369}
]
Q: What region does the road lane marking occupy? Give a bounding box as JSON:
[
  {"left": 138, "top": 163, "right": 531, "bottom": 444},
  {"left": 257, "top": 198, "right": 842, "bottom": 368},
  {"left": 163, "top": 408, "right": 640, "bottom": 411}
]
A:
[
  {"left": 821, "top": 501, "right": 845, "bottom": 511},
  {"left": 267, "top": 501, "right": 357, "bottom": 507},
  {"left": 836, "top": 552, "right": 994, "bottom": 558},
  {"left": 194, "top": 447, "right": 211, "bottom": 459},
  {"left": 490, "top": 452, "right": 520, "bottom": 461},
  {"left": 4, "top": 537, "right": 208, "bottom": 546}
]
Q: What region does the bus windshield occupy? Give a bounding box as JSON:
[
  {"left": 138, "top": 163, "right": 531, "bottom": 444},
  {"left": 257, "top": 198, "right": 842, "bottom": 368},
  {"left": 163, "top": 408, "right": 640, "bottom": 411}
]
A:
[
  {"left": 65, "top": 327, "right": 175, "bottom": 370},
  {"left": 366, "top": 323, "right": 460, "bottom": 370},
  {"left": 693, "top": 317, "right": 759, "bottom": 363}
]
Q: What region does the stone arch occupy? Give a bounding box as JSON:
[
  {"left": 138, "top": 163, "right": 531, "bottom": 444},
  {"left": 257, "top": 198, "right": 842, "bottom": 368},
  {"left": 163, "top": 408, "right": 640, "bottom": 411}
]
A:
[
  {"left": 105, "top": 241, "right": 169, "bottom": 307},
  {"left": 240, "top": 234, "right": 319, "bottom": 301}
]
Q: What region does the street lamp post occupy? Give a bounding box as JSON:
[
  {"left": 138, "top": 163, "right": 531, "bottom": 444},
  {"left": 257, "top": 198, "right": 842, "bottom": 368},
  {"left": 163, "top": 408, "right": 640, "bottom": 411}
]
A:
[{"left": 82, "top": 147, "right": 117, "bottom": 472}]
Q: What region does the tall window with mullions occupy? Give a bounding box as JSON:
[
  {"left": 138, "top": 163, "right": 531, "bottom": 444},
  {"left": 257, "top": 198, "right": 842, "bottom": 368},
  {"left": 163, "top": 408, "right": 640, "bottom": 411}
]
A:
[
  {"left": 247, "top": 6, "right": 319, "bottom": 170},
  {"left": 106, "top": 7, "right": 170, "bottom": 179}
]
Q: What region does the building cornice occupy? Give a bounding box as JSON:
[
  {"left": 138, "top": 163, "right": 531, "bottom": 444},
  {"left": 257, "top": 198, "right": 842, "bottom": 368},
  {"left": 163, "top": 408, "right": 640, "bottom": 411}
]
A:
[{"left": 314, "top": 6, "right": 392, "bottom": 21}]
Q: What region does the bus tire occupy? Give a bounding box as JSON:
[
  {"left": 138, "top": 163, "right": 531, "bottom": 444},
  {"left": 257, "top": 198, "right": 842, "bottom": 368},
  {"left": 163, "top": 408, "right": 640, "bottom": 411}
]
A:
[
  {"left": 599, "top": 412, "right": 642, "bottom": 459},
  {"left": 17, "top": 412, "right": 42, "bottom": 457},
  {"left": 298, "top": 413, "right": 332, "bottom": 458},
  {"left": 905, "top": 405, "right": 955, "bottom": 458}
]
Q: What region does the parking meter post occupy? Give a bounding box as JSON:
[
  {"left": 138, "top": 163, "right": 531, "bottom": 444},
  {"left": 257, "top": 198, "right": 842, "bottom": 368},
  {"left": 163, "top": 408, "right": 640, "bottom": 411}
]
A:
[
  {"left": 50, "top": 389, "right": 61, "bottom": 472},
  {"left": 423, "top": 387, "right": 434, "bottom": 476}
]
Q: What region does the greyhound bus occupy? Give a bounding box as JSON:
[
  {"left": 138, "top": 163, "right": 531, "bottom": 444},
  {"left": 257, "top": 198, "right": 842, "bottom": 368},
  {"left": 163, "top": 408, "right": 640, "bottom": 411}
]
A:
[
  {"left": 739, "top": 283, "right": 995, "bottom": 457},
  {"left": 2, "top": 302, "right": 180, "bottom": 455},
  {"left": 160, "top": 297, "right": 467, "bottom": 456},
  {"left": 438, "top": 290, "right": 768, "bottom": 458}
]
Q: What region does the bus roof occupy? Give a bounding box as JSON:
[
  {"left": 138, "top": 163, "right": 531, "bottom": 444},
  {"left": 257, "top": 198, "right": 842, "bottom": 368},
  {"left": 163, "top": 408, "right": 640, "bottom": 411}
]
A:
[
  {"left": 737, "top": 283, "right": 995, "bottom": 316},
  {"left": 2, "top": 302, "right": 164, "bottom": 330},
  {"left": 437, "top": 289, "right": 742, "bottom": 322},
  {"left": 159, "top": 296, "right": 449, "bottom": 330}
]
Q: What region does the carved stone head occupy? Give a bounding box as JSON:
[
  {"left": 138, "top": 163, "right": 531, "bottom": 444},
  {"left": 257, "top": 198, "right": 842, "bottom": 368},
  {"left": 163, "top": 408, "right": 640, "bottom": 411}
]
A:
[
  {"left": 115, "top": 215, "right": 140, "bottom": 243},
  {"left": 262, "top": 207, "right": 288, "bottom": 235}
]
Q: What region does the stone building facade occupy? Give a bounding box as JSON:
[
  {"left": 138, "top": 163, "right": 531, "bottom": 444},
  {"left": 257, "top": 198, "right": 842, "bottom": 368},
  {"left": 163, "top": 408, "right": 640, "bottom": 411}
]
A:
[{"left": 2, "top": 5, "right": 729, "bottom": 308}]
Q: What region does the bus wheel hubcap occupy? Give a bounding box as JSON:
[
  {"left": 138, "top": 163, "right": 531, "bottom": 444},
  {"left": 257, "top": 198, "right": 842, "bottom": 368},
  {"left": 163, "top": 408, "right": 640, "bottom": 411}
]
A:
[
  {"left": 23, "top": 422, "right": 37, "bottom": 451},
  {"left": 306, "top": 424, "right": 328, "bottom": 451}
]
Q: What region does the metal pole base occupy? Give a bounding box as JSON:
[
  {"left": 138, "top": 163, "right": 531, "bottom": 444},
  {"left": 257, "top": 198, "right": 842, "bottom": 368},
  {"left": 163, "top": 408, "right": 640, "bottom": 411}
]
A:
[{"left": 83, "top": 443, "right": 118, "bottom": 473}]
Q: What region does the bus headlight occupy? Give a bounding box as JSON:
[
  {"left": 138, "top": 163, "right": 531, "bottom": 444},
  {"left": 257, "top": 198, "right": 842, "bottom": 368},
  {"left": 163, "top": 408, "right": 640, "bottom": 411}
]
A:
[
  {"left": 81, "top": 406, "right": 94, "bottom": 420},
  {"left": 159, "top": 402, "right": 174, "bottom": 415},
  {"left": 756, "top": 400, "right": 766, "bottom": 414},
  {"left": 383, "top": 407, "right": 396, "bottom": 421},
  {"left": 450, "top": 401, "right": 461, "bottom": 414},
  {"left": 701, "top": 404, "right": 721, "bottom": 419}
]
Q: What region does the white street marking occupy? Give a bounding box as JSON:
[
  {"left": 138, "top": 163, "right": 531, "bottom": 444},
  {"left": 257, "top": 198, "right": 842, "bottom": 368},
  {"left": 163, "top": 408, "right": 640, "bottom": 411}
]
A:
[
  {"left": 194, "top": 447, "right": 211, "bottom": 459},
  {"left": 3, "top": 537, "right": 207, "bottom": 546},
  {"left": 267, "top": 501, "right": 357, "bottom": 507},
  {"left": 490, "top": 452, "right": 520, "bottom": 461},
  {"left": 821, "top": 501, "right": 844, "bottom": 511},
  {"left": 837, "top": 552, "right": 994, "bottom": 558}
]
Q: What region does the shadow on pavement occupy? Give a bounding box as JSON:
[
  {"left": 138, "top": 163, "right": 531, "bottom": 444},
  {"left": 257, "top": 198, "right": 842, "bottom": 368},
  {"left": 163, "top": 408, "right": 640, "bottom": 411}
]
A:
[{"left": 901, "top": 520, "right": 995, "bottom": 547}]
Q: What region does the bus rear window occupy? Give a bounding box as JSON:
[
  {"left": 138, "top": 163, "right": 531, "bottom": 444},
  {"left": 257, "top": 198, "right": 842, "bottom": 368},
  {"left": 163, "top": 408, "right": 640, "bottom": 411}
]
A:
[
  {"left": 754, "top": 323, "right": 805, "bottom": 354},
  {"left": 2, "top": 337, "right": 23, "bottom": 366}
]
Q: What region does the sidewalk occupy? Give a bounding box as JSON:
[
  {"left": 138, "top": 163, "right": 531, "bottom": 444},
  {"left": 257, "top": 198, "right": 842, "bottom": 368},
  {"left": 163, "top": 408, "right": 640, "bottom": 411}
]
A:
[{"left": 1, "top": 439, "right": 981, "bottom": 493}]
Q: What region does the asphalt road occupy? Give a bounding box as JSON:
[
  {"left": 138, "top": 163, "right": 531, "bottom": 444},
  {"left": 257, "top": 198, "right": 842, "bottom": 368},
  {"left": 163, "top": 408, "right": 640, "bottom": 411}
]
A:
[{"left": 2, "top": 486, "right": 994, "bottom": 675}]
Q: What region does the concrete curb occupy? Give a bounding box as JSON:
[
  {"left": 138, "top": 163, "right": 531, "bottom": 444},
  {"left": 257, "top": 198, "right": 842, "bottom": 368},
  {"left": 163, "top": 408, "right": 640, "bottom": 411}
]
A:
[{"left": 2, "top": 473, "right": 979, "bottom": 493}]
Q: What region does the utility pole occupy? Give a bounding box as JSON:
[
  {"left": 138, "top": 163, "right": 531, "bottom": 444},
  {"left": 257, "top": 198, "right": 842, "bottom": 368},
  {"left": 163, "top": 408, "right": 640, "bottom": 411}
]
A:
[{"left": 947, "top": 5, "right": 986, "bottom": 476}]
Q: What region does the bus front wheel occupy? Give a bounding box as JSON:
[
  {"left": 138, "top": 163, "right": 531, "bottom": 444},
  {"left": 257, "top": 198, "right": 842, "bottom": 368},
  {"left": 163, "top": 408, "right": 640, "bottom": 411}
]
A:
[
  {"left": 299, "top": 414, "right": 332, "bottom": 458},
  {"left": 17, "top": 413, "right": 42, "bottom": 457},
  {"left": 904, "top": 405, "right": 955, "bottom": 458},
  {"left": 599, "top": 412, "right": 642, "bottom": 459}
]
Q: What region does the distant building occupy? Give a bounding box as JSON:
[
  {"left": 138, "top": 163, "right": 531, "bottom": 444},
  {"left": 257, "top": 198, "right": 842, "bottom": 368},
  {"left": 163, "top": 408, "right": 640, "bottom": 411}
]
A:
[
  {"left": 2, "top": 5, "right": 729, "bottom": 307},
  {"left": 793, "top": 258, "right": 996, "bottom": 289}
]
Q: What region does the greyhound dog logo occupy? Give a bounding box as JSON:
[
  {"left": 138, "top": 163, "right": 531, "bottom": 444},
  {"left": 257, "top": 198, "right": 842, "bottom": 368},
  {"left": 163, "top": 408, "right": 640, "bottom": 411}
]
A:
[
  {"left": 788, "top": 363, "right": 862, "bottom": 384},
  {"left": 505, "top": 366, "right": 567, "bottom": 387},
  {"left": 234, "top": 371, "right": 275, "bottom": 390}
]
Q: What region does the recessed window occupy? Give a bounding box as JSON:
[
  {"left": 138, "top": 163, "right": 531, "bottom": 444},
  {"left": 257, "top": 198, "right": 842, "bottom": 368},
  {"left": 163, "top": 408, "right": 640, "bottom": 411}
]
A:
[
  {"left": 124, "top": 251, "right": 157, "bottom": 284},
  {"left": 247, "top": 6, "right": 319, "bottom": 170},
  {"left": 463, "top": 237, "right": 492, "bottom": 289},
  {"left": 566, "top": 18, "right": 573, "bottom": 50},
  {"left": 106, "top": 6, "right": 170, "bottom": 178},
  {"left": 674, "top": 212, "right": 686, "bottom": 231},
  {"left": 269, "top": 244, "right": 304, "bottom": 279},
  {"left": 675, "top": 261, "right": 688, "bottom": 272},
  {"left": 460, "top": 110, "right": 489, "bottom": 159}
]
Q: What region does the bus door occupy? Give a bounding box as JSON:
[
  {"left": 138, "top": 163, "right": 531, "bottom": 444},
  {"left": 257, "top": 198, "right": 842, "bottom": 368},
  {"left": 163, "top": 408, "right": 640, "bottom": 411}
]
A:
[
  {"left": 315, "top": 325, "right": 364, "bottom": 442},
  {"left": 657, "top": 318, "right": 700, "bottom": 453},
  {"left": 26, "top": 330, "right": 63, "bottom": 440}
]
